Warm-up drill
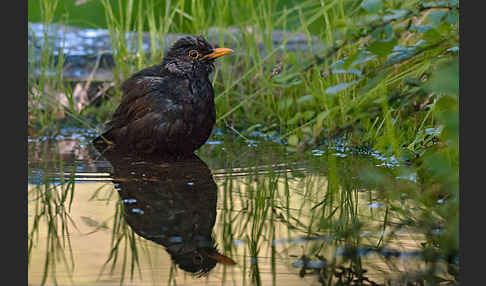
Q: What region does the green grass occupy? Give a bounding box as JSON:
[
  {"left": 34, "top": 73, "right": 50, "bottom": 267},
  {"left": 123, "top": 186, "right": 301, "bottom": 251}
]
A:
[
  {"left": 27, "top": 0, "right": 459, "bottom": 225},
  {"left": 28, "top": 0, "right": 459, "bottom": 285},
  {"left": 28, "top": 0, "right": 458, "bottom": 165},
  {"left": 28, "top": 2, "right": 459, "bottom": 282}
]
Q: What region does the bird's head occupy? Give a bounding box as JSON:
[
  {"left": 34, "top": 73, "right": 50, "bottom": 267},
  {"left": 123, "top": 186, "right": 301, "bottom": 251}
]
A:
[{"left": 162, "top": 35, "right": 233, "bottom": 77}]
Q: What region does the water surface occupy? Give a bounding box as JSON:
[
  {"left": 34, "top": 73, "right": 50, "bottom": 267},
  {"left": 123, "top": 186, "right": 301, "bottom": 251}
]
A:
[{"left": 28, "top": 130, "right": 457, "bottom": 285}]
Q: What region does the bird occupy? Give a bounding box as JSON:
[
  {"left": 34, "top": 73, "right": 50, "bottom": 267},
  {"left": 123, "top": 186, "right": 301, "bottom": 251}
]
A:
[
  {"left": 100, "top": 149, "right": 236, "bottom": 275},
  {"left": 93, "top": 35, "right": 233, "bottom": 157}
]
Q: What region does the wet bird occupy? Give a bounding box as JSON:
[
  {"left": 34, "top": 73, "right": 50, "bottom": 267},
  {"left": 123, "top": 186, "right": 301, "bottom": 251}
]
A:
[{"left": 93, "top": 36, "right": 233, "bottom": 156}]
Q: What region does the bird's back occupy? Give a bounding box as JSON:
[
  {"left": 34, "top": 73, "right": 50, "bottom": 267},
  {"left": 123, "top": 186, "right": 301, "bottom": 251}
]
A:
[{"left": 94, "top": 64, "right": 216, "bottom": 156}]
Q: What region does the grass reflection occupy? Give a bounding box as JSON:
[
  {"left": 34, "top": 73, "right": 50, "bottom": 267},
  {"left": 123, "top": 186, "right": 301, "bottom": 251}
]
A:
[
  {"left": 27, "top": 138, "right": 458, "bottom": 285},
  {"left": 28, "top": 150, "right": 78, "bottom": 285},
  {"left": 211, "top": 145, "right": 457, "bottom": 285},
  {"left": 97, "top": 199, "right": 144, "bottom": 285}
]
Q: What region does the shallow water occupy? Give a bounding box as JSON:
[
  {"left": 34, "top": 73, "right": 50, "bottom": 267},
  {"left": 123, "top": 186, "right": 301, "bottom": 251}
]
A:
[{"left": 28, "top": 129, "right": 458, "bottom": 286}]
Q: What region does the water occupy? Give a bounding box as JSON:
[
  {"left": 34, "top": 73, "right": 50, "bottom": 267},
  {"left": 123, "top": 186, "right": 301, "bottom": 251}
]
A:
[{"left": 27, "top": 129, "right": 458, "bottom": 286}]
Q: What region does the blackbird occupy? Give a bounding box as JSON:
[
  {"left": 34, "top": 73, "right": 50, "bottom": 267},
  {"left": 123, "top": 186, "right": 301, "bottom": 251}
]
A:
[{"left": 93, "top": 35, "right": 232, "bottom": 156}]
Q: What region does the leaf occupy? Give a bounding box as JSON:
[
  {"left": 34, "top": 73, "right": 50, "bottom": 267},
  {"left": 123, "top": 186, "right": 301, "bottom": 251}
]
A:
[
  {"left": 325, "top": 81, "right": 359, "bottom": 95},
  {"left": 425, "top": 127, "right": 443, "bottom": 136},
  {"left": 329, "top": 58, "right": 346, "bottom": 69},
  {"left": 445, "top": 12, "right": 458, "bottom": 25},
  {"left": 351, "top": 51, "right": 377, "bottom": 66},
  {"left": 383, "top": 9, "right": 410, "bottom": 22},
  {"left": 317, "top": 109, "right": 332, "bottom": 122},
  {"left": 296, "top": 94, "right": 315, "bottom": 105},
  {"left": 343, "top": 51, "right": 360, "bottom": 69},
  {"left": 423, "top": 29, "right": 442, "bottom": 43},
  {"left": 302, "top": 110, "right": 315, "bottom": 120},
  {"left": 409, "top": 24, "right": 434, "bottom": 33},
  {"left": 385, "top": 45, "right": 416, "bottom": 65},
  {"left": 288, "top": 113, "right": 302, "bottom": 125},
  {"left": 75, "top": 0, "right": 91, "bottom": 5},
  {"left": 273, "top": 73, "right": 302, "bottom": 88},
  {"left": 313, "top": 109, "right": 332, "bottom": 137},
  {"left": 421, "top": 0, "right": 459, "bottom": 8},
  {"left": 287, "top": 52, "right": 298, "bottom": 65},
  {"left": 447, "top": 46, "right": 459, "bottom": 53},
  {"left": 426, "top": 57, "right": 458, "bottom": 95},
  {"left": 273, "top": 73, "right": 298, "bottom": 83},
  {"left": 330, "top": 68, "right": 363, "bottom": 76},
  {"left": 427, "top": 11, "right": 448, "bottom": 28},
  {"left": 279, "top": 97, "right": 294, "bottom": 111},
  {"left": 246, "top": 123, "right": 262, "bottom": 133},
  {"left": 383, "top": 23, "right": 393, "bottom": 39},
  {"left": 359, "top": 73, "right": 385, "bottom": 95},
  {"left": 368, "top": 39, "right": 398, "bottom": 57},
  {"left": 361, "top": 0, "right": 383, "bottom": 14},
  {"left": 288, "top": 135, "right": 299, "bottom": 146}
]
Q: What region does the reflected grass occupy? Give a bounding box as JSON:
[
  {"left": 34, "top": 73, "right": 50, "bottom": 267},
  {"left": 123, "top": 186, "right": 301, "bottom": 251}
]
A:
[
  {"left": 97, "top": 199, "right": 144, "bottom": 285},
  {"left": 212, "top": 145, "right": 457, "bottom": 285},
  {"left": 28, "top": 153, "right": 78, "bottom": 285},
  {"left": 27, "top": 134, "right": 458, "bottom": 285}
]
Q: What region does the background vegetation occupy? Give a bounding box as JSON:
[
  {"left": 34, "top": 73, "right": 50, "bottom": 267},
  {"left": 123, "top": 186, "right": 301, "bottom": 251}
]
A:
[
  {"left": 28, "top": 0, "right": 460, "bottom": 284},
  {"left": 28, "top": 0, "right": 459, "bottom": 159}
]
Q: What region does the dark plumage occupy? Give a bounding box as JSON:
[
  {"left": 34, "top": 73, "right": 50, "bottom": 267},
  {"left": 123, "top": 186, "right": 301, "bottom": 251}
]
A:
[
  {"left": 99, "top": 150, "right": 236, "bottom": 275},
  {"left": 93, "top": 36, "right": 232, "bottom": 156}
]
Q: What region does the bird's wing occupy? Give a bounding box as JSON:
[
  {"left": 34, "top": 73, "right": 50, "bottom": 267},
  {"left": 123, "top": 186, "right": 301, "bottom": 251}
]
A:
[
  {"left": 102, "top": 73, "right": 192, "bottom": 152},
  {"left": 107, "top": 75, "right": 167, "bottom": 129}
]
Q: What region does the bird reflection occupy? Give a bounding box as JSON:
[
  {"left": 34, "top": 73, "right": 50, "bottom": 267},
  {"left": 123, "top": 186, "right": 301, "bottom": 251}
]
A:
[{"left": 97, "top": 149, "right": 236, "bottom": 275}]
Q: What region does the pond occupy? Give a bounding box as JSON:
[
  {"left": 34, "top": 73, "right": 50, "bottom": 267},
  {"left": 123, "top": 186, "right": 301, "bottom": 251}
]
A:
[{"left": 28, "top": 128, "right": 458, "bottom": 286}]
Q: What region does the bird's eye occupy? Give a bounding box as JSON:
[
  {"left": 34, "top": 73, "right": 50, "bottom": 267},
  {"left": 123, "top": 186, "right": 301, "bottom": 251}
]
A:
[{"left": 188, "top": 50, "right": 199, "bottom": 59}]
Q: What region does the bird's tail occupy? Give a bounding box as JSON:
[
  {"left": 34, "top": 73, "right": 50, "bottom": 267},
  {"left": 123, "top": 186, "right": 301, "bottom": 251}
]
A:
[{"left": 92, "top": 131, "right": 114, "bottom": 151}]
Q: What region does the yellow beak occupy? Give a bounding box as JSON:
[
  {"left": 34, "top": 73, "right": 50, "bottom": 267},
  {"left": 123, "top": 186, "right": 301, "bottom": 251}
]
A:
[{"left": 201, "top": 48, "right": 233, "bottom": 60}]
